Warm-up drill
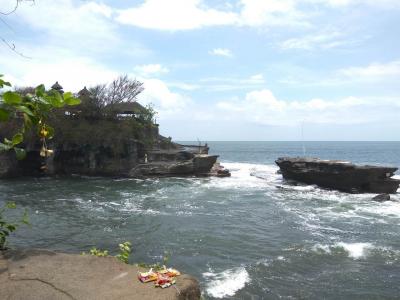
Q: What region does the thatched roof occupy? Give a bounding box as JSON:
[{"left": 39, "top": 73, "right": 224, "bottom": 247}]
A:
[
  {"left": 51, "top": 81, "right": 63, "bottom": 91},
  {"left": 78, "top": 86, "right": 91, "bottom": 98},
  {"left": 107, "top": 101, "right": 147, "bottom": 114}
]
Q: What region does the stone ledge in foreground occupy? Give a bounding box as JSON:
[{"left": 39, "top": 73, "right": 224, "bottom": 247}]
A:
[{"left": 0, "top": 249, "right": 201, "bottom": 300}]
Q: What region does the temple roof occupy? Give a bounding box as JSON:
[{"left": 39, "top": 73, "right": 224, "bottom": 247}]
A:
[
  {"left": 78, "top": 86, "right": 91, "bottom": 97},
  {"left": 108, "top": 101, "right": 147, "bottom": 114},
  {"left": 51, "top": 81, "right": 63, "bottom": 91}
]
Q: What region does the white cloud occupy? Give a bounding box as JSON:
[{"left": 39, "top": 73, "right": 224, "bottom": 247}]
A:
[
  {"left": 216, "top": 89, "right": 399, "bottom": 126},
  {"left": 209, "top": 48, "right": 233, "bottom": 58},
  {"left": 0, "top": 46, "right": 118, "bottom": 91},
  {"left": 115, "top": 0, "right": 308, "bottom": 31},
  {"left": 0, "top": 0, "right": 152, "bottom": 91},
  {"left": 309, "top": 0, "right": 400, "bottom": 8},
  {"left": 167, "top": 82, "right": 201, "bottom": 91},
  {"left": 249, "top": 74, "right": 265, "bottom": 81},
  {"left": 138, "top": 78, "right": 191, "bottom": 117},
  {"left": 280, "top": 30, "right": 354, "bottom": 50},
  {"left": 133, "top": 64, "right": 169, "bottom": 77},
  {"left": 199, "top": 74, "right": 266, "bottom": 91},
  {"left": 116, "top": 0, "right": 237, "bottom": 31},
  {"left": 114, "top": 0, "right": 400, "bottom": 32},
  {"left": 339, "top": 60, "right": 400, "bottom": 79},
  {"left": 12, "top": 0, "right": 115, "bottom": 47},
  {"left": 238, "top": 0, "right": 306, "bottom": 27},
  {"left": 277, "top": 59, "right": 400, "bottom": 87}
]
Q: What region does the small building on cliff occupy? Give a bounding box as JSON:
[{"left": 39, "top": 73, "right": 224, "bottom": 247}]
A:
[{"left": 107, "top": 101, "right": 147, "bottom": 119}]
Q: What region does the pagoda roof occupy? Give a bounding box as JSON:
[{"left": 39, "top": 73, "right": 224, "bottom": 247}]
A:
[{"left": 51, "top": 81, "right": 63, "bottom": 91}]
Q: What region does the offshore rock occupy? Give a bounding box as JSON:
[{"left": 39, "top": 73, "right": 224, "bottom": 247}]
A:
[
  {"left": 372, "top": 194, "right": 391, "bottom": 202},
  {"left": 0, "top": 249, "right": 201, "bottom": 300},
  {"left": 276, "top": 157, "right": 400, "bottom": 194}
]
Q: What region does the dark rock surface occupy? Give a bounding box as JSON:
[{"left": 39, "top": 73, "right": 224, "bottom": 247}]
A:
[
  {"left": 0, "top": 139, "right": 146, "bottom": 178},
  {"left": 0, "top": 249, "right": 201, "bottom": 300},
  {"left": 372, "top": 194, "right": 391, "bottom": 202},
  {"left": 0, "top": 144, "right": 219, "bottom": 179},
  {"left": 130, "top": 155, "right": 218, "bottom": 177},
  {"left": 276, "top": 157, "right": 400, "bottom": 194}
]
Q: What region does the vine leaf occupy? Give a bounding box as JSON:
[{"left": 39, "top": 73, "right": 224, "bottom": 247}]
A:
[
  {"left": 14, "top": 147, "right": 26, "bottom": 160},
  {"left": 3, "top": 91, "right": 21, "bottom": 104},
  {"left": 11, "top": 133, "right": 23, "bottom": 145},
  {"left": 0, "top": 108, "right": 9, "bottom": 121}
]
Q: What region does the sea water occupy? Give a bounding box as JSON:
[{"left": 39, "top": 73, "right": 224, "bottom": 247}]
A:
[{"left": 1, "top": 141, "right": 400, "bottom": 299}]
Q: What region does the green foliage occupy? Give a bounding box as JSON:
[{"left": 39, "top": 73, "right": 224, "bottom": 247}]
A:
[
  {"left": 0, "top": 202, "right": 29, "bottom": 250},
  {"left": 82, "top": 242, "right": 171, "bottom": 269},
  {"left": 116, "top": 241, "right": 132, "bottom": 264},
  {"left": 141, "top": 103, "right": 157, "bottom": 123},
  {"left": 82, "top": 242, "right": 132, "bottom": 264},
  {"left": 136, "top": 251, "right": 170, "bottom": 271},
  {"left": 82, "top": 247, "right": 109, "bottom": 257},
  {"left": 0, "top": 75, "right": 11, "bottom": 88},
  {"left": 0, "top": 74, "right": 81, "bottom": 159}
]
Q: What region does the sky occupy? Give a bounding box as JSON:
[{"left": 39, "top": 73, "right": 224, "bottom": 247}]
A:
[{"left": 0, "top": 0, "right": 399, "bottom": 141}]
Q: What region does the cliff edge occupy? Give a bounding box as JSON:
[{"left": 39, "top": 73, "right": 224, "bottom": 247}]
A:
[{"left": 0, "top": 249, "right": 201, "bottom": 300}]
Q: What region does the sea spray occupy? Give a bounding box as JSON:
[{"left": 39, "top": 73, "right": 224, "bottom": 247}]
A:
[{"left": 204, "top": 267, "right": 250, "bottom": 298}]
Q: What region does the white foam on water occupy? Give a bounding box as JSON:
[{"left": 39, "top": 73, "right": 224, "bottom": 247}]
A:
[
  {"left": 356, "top": 200, "right": 400, "bottom": 218},
  {"left": 312, "top": 243, "right": 332, "bottom": 254},
  {"left": 204, "top": 162, "right": 280, "bottom": 190},
  {"left": 204, "top": 267, "right": 250, "bottom": 298},
  {"left": 313, "top": 242, "right": 374, "bottom": 259},
  {"left": 336, "top": 242, "right": 373, "bottom": 259}
]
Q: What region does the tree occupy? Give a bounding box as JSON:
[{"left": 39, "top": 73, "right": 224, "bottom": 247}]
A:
[{"left": 90, "top": 75, "right": 144, "bottom": 107}]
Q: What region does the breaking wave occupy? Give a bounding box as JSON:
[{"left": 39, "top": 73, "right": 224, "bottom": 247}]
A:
[
  {"left": 203, "top": 267, "right": 250, "bottom": 298},
  {"left": 313, "top": 242, "right": 374, "bottom": 259},
  {"left": 204, "top": 162, "right": 281, "bottom": 190}
]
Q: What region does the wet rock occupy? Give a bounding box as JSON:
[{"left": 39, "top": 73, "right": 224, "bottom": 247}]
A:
[
  {"left": 372, "top": 194, "right": 391, "bottom": 202},
  {"left": 209, "top": 162, "right": 231, "bottom": 177},
  {"left": 0, "top": 249, "right": 201, "bottom": 300},
  {"left": 129, "top": 155, "right": 219, "bottom": 177},
  {"left": 216, "top": 169, "right": 231, "bottom": 177},
  {"left": 275, "top": 157, "right": 400, "bottom": 194}
]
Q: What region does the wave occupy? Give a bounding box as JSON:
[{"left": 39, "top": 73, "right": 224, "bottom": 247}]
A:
[
  {"left": 313, "top": 242, "right": 374, "bottom": 259},
  {"left": 203, "top": 266, "right": 250, "bottom": 298},
  {"left": 204, "top": 162, "right": 281, "bottom": 190}
]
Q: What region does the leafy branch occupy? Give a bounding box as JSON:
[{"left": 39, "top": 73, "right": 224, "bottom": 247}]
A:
[
  {"left": 0, "top": 74, "right": 81, "bottom": 159},
  {"left": 0, "top": 201, "right": 29, "bottom": 250}
]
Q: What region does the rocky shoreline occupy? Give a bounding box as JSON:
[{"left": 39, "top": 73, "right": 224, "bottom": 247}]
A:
[
  {"left": 0, "top": 249, "right": 201, "bottom": 300},
  {"left": 0, "top": 141, "right": 230, "bottom": 179}
]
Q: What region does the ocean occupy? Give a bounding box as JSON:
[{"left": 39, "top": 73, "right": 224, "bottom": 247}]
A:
[{"left": 1, "top": 141, "right": 400, "bottom": 299}]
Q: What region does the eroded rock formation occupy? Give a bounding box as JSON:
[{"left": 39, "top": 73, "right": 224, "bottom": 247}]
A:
[{"left": 276, "top": 157, "right": 400, "bottom": 194}]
